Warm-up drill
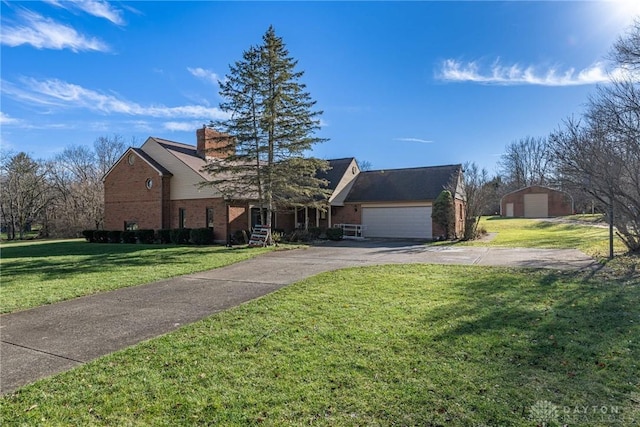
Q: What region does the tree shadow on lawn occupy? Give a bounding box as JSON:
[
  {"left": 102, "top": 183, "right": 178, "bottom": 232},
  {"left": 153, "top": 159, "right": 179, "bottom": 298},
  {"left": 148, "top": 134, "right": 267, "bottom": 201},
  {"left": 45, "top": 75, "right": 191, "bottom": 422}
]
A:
[
  {"left": 413, "top": 269, "right": 639, "bottom": 417},
  {"left": 0, "top": 242, "right": 252, "bottom": 284}
]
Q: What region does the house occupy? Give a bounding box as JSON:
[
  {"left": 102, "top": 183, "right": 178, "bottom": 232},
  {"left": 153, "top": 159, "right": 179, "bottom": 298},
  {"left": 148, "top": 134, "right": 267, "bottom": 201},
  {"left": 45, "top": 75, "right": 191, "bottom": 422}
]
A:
[
  {"left": 103, "top": 128, "right": 465, "bottom": 241},
  {"left": 500, "top": 185, "right": 573, "bottom": 218}
]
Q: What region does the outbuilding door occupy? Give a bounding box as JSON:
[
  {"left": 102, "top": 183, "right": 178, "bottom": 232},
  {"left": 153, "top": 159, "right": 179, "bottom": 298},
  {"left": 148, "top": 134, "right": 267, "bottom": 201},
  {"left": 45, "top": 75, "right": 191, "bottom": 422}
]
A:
[
  {"left": 524, "top": 193, "right": 549, "bottom": 218},
  {"left": 505, "top": 203, "right": 514, "bottom": 217},
  {"left": 361, "top": 206, "right": 432, "bottom": 239}
]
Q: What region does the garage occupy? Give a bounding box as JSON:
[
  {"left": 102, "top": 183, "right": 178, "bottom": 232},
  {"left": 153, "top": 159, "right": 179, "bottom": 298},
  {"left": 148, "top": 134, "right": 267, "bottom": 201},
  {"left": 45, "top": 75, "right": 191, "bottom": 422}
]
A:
[
  {"left": 524, "top": 193, "right": 548, "bottom": 218},
  {"left": 500, "top": 185, "right": 573, "bottom": 218},
  {"left": 362, "top": 206, "right": 432, "bottom": 239}
]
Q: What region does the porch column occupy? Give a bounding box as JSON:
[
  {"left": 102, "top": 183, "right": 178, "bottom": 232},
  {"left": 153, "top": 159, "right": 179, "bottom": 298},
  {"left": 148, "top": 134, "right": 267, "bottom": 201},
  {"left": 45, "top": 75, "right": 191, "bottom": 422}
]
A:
[
  {"left": 316, "top": 208, "right": 320, "bottom": 227},
  {"left": 328, "top": 205, "right": 332, "bottom": 228},
  {"left": 304, "top": 206, "right": 309, "bottom": 230}
]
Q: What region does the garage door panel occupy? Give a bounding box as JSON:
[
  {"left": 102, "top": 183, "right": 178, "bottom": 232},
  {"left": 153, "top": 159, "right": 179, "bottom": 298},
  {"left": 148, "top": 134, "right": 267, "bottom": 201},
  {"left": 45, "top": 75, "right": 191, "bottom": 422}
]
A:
[
  {"left": 524, "top": 193, "right": 548, "bottom": 218},
  {"left": 362, "top": 207, "right": 432, "bottom": 239}
]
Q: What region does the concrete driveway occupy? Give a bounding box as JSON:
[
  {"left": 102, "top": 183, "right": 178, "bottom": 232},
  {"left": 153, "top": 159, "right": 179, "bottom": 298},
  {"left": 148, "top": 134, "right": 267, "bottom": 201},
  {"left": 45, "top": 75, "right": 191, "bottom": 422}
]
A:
[{"left": 0, "top": 240, "right": 597, "bottom": 394}]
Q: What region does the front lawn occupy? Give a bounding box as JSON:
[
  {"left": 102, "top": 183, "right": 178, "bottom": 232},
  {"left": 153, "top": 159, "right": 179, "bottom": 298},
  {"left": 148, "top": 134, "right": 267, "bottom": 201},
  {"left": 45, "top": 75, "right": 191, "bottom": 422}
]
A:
[
  {"left": 2, "top": 265, "right": 638, "bottom": 426},
  {"left": 0, "top": 240, "right": 272, "bottom": 314}
]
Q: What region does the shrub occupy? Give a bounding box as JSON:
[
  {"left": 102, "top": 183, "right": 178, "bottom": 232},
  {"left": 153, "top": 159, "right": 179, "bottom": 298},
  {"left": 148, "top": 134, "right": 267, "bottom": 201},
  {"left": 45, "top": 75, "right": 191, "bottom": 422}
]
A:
[
  {"left": 135, "top": 229, "right": 155, "bottom": 244},
  {"left": 287, "top": 229, "right": 311, "bottom": 242},
  {"left": 156, "top": 229, "right": 172, "bottom": 244},
  {"left": 93, "top": 230, "right": 109, "bottom": 243},
  {"left": 190, "top": 228, "right": 214, "bottom": 245},
  {"left": 308, "top": 227, "right": 324, "bottom": 239},
  {"left": 432, "top": 190, "right": 456, "bottom": 240},
  {"left": 121, "top": 230, "right": 137, "bottom": 244},
  {"left": 170, "top": 228, "right": 191, "bottom": 244},
  {"left": 82, "top": 230, "right": 95, "bottom": 242},
  {"left": 231, "top": 229, "right": 249, "bottom": 245},
  {"left": 107, "top": 230, "right": 122, "bottom": 243},
  {"left": 326, "top": 227, "right": 344, "bottom": 241}
]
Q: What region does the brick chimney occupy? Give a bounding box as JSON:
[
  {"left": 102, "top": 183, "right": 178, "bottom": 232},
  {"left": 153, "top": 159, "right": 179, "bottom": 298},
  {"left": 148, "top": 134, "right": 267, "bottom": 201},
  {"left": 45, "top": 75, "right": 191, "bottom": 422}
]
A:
[{"left": 196, "top": 127, "right": 234, "bottom": 159}]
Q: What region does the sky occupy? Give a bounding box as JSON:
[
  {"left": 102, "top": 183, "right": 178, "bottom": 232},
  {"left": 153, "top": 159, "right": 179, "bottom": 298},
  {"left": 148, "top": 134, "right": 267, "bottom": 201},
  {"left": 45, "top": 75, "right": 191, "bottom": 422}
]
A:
[{"left": 2, "top": 0, "right": 640, "bottom": 175}]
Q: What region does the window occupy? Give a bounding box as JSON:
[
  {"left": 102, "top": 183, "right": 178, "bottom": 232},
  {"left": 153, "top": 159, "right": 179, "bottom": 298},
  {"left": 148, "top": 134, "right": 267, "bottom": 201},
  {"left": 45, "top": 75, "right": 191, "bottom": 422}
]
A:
[
  {"left": 320, "top": 210, "right": 327, "bottom": 220},
  {"left": 127, "top": 153, "right": 135, "bottom": 165},
  {"left": 145, "top": 178, "right": 153, "bottom": 189},
  {"left": 179, "top": 208, "right": 186, "bottom": 229},
  {"left": 124, "top": 221, "right": 138, "bottom": 231},
  {"left": 206, "top": 207, "right": 214, "bottom": 229}
]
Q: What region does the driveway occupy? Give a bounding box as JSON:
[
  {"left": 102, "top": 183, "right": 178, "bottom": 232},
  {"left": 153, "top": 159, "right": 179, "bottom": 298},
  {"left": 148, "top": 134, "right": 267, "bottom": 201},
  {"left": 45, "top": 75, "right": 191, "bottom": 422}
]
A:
[{"left": 0, "top": 240, "right": 597, "bottom": 394}]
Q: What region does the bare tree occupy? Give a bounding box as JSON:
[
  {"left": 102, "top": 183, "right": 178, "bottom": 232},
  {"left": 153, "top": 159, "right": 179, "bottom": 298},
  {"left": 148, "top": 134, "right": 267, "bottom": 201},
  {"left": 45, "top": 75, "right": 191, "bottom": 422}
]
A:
[
  {"left": 498, "top": 136, "right": 553, "bottom": 189},
  {"left": 0, "top": 152, "right": 51, "bottom": 240},
  {"left": 612, "top": 18, "right": 640, "bottom": 70},
  {"left": 449, "top": 161, "right": 492, "bottom": 240},
  {"left": 46, "top": 135, "right": 127, "bottom": 237}
]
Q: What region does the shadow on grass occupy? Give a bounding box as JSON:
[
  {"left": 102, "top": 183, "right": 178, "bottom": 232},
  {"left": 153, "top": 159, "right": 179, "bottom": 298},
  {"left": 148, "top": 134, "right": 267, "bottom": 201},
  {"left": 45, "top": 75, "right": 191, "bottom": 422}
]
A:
[
  {"left": 0, "top": 241, "right": 256, "bottom": 285},
  {"left": 416, "top": 269, "right": 639, "bottom": 410}
]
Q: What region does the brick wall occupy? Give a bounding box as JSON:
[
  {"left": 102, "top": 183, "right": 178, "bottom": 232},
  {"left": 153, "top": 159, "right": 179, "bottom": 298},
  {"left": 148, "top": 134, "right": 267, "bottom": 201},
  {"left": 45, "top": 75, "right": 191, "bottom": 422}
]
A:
[
  {"left": 501, "top": 186, "right": 573, "bottom": 218},
  {"left": 104, "top": 153, "right": 165, "bottom": 230},
  {"left": 169, "top": 198, "right": 229, "bottom": 241},
  {"left": 332, "top": 204, "right": 361, "bottom": 225}
]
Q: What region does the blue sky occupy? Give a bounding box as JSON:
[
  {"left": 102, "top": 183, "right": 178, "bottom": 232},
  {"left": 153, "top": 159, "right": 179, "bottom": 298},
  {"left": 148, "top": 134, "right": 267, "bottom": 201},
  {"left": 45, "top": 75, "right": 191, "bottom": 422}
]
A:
[{"left": 1, "top": 1, "right": 639, "bottom": 174}]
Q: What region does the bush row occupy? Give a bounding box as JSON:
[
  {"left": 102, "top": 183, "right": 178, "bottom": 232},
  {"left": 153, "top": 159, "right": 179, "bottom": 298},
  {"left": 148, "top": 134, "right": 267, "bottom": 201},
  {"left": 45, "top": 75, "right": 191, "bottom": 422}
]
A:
[{"left": 82, "top": 228, "right": 215, "bottom": 245}]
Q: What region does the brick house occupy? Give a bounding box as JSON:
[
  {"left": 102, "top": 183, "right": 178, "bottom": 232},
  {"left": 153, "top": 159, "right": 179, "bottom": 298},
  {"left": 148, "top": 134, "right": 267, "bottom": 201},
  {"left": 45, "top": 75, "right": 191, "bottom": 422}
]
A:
[
  {"left": 500, "top": 185, "right": 574, "bottom": 218},
  {"left": 104, "top": 129, "right": 465, "bottom": 241}
]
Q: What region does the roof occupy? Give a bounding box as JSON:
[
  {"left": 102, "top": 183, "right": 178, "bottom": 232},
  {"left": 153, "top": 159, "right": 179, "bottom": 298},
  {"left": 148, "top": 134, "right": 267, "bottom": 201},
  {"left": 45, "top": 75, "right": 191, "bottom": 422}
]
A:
[
  {"left": 102, "top": 147, "right": 173, "bottom": 181},
  {"left": 131, "top": 148, "right": 173, "bottom": 176},
  {"left": 317, "top": 157, "right": 355, "bottom": 190},
  {"left": 149, "top": 137, "right": 209, "bottom": 180},
  {"left": 344, "top": 164, "right": 462, "bottom": 203}
]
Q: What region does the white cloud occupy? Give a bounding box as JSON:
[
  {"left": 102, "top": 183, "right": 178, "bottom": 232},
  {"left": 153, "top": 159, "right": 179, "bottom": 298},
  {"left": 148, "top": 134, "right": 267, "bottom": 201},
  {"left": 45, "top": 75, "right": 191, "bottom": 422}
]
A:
[
  {"left": 0, "top": 112, "right": 20, "bottom": 125},
  {"left": 163, "top": 121, "right": 210, "bottom": 132},
  {"left": 437, "top": 59, "right": 630, "bottom": 86},
  {"left": 1, "top": 9, "right": 109, "bottom": 52},
  {"left": 45, "top": 0, "right": 125, "bottom": 25},
  {"left": 2, "top": 77, "right": 230, "bottom": 120},
  {"left": 395, "top": 137, "right": 434, "bottom": 144},
  {"left": 188, "top": 67, "right": 221, "bottom": 85}
]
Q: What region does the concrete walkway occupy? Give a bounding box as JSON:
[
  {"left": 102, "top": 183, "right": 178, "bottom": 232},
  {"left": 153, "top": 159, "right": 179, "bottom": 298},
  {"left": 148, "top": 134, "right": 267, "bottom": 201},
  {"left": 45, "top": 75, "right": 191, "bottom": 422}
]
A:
[{"left": 0, "top": 240, "right": 597, "bottom": 394}]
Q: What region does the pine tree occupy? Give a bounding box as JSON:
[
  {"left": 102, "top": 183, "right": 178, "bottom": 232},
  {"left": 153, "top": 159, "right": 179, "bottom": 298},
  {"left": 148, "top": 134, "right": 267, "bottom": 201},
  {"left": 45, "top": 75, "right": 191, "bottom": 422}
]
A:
[
  {"left": 432, "top": 190, "right": 455, "bottom": 240},
  {"left": 202, "top": 26, "right": 329, "bottom": 229}
]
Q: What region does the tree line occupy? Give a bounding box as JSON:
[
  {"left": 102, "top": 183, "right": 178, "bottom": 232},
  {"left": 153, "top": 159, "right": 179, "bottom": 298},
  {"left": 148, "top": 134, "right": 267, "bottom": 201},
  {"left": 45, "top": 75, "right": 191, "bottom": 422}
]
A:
[{"left": 0, "top": 135, "right": 127, "bottom": 239}]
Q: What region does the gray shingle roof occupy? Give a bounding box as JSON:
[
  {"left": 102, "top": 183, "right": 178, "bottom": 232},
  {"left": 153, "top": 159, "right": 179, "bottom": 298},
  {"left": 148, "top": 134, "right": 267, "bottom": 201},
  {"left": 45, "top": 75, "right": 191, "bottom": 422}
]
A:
[
  {"left": 344, "top": 164, "right": 462, "bottom": 203},
  {"left": 318, "top": 158, "right": 355, "bottom": 190}
]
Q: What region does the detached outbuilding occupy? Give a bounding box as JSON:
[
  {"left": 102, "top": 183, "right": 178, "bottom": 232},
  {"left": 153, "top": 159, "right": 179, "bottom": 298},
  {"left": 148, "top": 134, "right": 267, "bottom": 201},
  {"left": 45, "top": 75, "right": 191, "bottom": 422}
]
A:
[{"left": 500, "top": 185, "right": 573, "bottom": 218}]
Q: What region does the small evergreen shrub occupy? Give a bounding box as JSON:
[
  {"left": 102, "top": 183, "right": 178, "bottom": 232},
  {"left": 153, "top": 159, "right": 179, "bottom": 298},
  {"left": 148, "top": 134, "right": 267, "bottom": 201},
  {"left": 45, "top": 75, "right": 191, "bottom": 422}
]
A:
[
  {"left": 156, "top": 229, "right": 172, "bottom": 244},
  {"left": 308, "top": 227, "right": 324, "bottom": 239},
  {"left": 107, "top": 230, "right": 122, "bottom": 243},
  {"left": 326, "top": 227, "right": 344, "bottom": 241},
  {"left": 135, "top": 229, "right": 155, "bottom": 244},
  {"left": 93, "top": 230, "right": 109, "bottom": 243},
  {"left": 190, "top": 228, "right": 214, "bottom": 245},
  {"left": 121, "top": 230, "right": 137, "bottom": 244},
  {"left": 170, "top": 228, "right": 191, "bottom": 244},
  {"left": 82, "top": 230, "right": 95, "bottom": 242},
  {"left": 231, "top": 229, "right": 249, "bottom": 245}
]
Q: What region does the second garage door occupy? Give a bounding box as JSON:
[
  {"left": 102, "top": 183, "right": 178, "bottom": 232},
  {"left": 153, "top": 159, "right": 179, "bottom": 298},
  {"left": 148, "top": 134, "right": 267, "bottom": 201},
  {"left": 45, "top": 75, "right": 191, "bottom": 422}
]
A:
[
  {"left": 524, "top": 193, "right": 549, "bottom": 218},
  {"left": 362, "top": 206, "right": 432, "bottom": 239}
]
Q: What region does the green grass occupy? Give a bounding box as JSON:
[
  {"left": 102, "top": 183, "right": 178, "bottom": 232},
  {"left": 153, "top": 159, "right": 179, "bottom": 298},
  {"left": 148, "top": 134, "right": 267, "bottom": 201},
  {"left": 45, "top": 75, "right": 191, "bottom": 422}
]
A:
[
  {"left": 0, "top": 239, "right": 273, "bottom": 314},
  {"left": 467, "top": 216, "right": 627, "bottom": 256},
  {"left": 2, "top": 265, "right": 638, "bottom": 426}
]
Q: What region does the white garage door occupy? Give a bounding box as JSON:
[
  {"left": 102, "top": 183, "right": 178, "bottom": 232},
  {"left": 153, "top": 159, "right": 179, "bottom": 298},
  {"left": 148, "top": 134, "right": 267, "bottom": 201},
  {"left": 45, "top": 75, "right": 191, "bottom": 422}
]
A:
[
  {"left": 524, "top": 193, "right": 549, "bottom": 218},
  {"left": 362, "top": 206, "right": 432, "bottom": 239}
]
